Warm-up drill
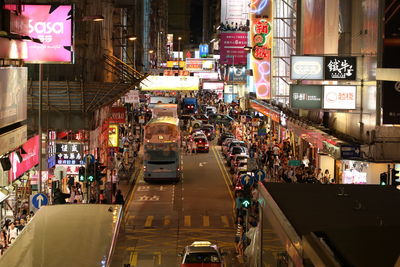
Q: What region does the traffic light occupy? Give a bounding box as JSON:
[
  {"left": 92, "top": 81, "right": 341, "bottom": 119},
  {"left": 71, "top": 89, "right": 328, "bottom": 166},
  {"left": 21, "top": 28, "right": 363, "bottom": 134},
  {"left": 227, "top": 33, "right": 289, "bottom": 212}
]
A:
[
  {"left": 87, "top": 163, "right": 95, "bottom": 182},
  {"left": 380, "top": 173, "right": 388, "bottom": 185},
  {"left": 95, "top": 162, "right": 107, "bottom": 181},
  {"left": 391, "top": 168, "right": 400, "bottom": 188},
  {"left": 241, "top": 197, "right": 251, "bottom": 208},
  {"left": 78, "top": 166, "right": 86, "bottom": 182}
]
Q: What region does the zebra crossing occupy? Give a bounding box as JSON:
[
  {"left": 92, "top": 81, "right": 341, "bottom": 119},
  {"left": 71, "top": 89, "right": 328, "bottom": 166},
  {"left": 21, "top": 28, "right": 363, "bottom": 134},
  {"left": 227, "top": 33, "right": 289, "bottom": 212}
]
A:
[{"left": 124, "top": 214, "right": 234, "bottom": 228}]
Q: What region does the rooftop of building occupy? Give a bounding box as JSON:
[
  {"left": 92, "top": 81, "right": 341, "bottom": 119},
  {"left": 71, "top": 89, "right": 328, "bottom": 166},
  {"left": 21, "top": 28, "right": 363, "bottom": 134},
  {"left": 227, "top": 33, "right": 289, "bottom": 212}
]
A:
[{"left": 262, "top": 183, "right": 400, "bottom": 267}]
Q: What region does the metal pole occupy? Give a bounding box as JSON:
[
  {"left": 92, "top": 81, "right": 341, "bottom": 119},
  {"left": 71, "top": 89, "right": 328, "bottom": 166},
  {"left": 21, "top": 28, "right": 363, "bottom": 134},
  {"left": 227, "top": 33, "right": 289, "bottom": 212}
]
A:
[
  {"left": 232, "top": 56, "right": 234, "bottom": 103},
  {"left": 38, "top": 64, "right": 43, "bottom": 193},
  {"left": 133, "top": 40, "right": 136, "bottom": 69},
  {"left": 178, "top": 39, "right": 181, "bottom": 69}
]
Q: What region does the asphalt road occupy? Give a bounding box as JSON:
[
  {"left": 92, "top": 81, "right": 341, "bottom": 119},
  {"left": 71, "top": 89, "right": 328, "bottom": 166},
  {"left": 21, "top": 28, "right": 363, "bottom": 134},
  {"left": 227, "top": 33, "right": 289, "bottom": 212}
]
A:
[{"left": 111, "top": 143, "right": 243, "bottom": 267}]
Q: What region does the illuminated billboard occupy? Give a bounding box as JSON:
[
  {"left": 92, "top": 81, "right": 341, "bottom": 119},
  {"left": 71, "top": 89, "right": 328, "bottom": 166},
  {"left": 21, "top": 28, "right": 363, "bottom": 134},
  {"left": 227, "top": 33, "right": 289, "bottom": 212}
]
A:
[
  {"left": 291, "top": 56, "right": 324, "bottom": 80},
  {"left": 6, "top": 4, "right": 73, "bottom": 63},
  {"left": 323, "top": 86, "right": 356, "bottom": 110},
  {"left": 185, "top": 58, "right": 216, "bottom": 72},
  {"left": 141, "top": 76, "right": 200, "bottom": 91},
  {"left": 250, "top": 0, "right": 273, "bottom": 99}
]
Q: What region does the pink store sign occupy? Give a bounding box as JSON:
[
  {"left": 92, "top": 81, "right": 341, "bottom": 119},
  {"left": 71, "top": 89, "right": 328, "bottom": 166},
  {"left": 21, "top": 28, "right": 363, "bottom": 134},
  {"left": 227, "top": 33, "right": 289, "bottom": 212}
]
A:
[
  {"left": 220, "top": 32, "right": 248, "bottom": 65},
  {"left": 6, "top": 4, "right": 73, "bottom": 63}
]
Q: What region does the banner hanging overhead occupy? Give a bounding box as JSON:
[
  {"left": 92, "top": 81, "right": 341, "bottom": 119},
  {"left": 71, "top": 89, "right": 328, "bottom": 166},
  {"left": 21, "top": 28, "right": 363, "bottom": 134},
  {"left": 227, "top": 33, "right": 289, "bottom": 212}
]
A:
[
  {"left": 250, "top": 0, "right": 273, "bottom": 100},
  {"left": 291, "top": 56, "right": 324, "bottom": 80},
  {"left": 221, "top": 0, "right": 249, "bottom": 26},
  {"left": 6, "top": 4, "right": 73, "bottom": 63}
]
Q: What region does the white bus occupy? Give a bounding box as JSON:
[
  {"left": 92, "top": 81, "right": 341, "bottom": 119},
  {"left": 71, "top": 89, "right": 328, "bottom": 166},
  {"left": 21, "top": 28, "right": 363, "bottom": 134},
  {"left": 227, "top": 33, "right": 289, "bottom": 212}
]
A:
[{"left": 143, "top": 116, "right": 181, "bottom": 182}]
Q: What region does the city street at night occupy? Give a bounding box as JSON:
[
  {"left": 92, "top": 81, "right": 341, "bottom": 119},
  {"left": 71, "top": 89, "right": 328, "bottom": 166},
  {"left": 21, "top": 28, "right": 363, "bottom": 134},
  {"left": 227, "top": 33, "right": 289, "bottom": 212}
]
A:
[
  {"left": 1, "top": 0, "right": 400, "bottom": 267},
  {"left": 111, "top": 144, "right": 241, "bottom": 266}
]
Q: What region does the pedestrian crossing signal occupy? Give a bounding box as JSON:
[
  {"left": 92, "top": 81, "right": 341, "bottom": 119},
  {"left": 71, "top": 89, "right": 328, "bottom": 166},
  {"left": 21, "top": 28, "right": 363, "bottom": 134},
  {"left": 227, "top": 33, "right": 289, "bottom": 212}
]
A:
[
  {"left": 78, "top": 166, "right": 86, "bottom": 182},
  {"left": 242, "top": 199, "right": 251, "bottom": 208},
  {"left": 380, "top": 173, "right": 387, "bottom": 185}
]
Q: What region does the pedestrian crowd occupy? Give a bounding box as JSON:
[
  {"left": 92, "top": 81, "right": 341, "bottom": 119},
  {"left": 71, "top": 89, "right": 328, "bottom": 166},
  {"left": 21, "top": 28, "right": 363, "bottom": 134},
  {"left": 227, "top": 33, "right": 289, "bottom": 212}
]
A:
[{"left": 0, "top": 208, "right": 34, "bottom": 255}]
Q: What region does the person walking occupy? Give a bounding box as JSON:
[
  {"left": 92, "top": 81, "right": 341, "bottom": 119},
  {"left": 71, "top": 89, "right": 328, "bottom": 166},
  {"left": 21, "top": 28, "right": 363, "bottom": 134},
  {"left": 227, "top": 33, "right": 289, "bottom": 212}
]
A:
[
  {"left": 8, "top": 222, "right": 19, "bottom": 244},
  {"left": 115, "top": 189, "right": 125, "bottom": 205}
]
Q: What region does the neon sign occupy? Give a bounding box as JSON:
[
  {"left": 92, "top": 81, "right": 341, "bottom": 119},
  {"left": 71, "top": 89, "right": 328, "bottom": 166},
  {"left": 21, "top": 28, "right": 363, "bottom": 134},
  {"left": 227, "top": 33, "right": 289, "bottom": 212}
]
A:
[{"left": 250, "top": 1, "right": 273, "bottom": 99}]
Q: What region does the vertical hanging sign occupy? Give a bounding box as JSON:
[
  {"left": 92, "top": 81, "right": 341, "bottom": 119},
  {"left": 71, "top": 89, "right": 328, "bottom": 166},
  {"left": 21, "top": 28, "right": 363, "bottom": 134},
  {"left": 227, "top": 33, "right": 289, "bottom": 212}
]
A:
[{"left": 250, "top": 0, "right": 273, "bottom": 99}]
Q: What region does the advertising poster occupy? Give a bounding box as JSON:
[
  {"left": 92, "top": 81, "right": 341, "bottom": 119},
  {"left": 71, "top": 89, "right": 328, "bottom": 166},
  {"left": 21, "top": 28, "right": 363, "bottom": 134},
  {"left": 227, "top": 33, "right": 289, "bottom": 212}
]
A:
[
  {"left": 219, "top": 32, "right": 248, "bottom": 65},
  {"left": 290, "top": 85, "right": 323, "bottom": 109},
  {"left": 185, "top": 58, "right": 216, "bottom": 72},
  {"left": 109, "top": 107, "right": 126, "bottom": 124},
  {"left": 250, "top": 0, "right": 273, "bottom": 99},
  {"left": 382, "top": 81, "right": 400, "bottom": 125},
  {"left": 108, "top": 124, "right": 119, "bottom": 147},
  {"left": 6, "top": 4, "right": 73, "bottom": 63},
  {"left": 9, "top": 135, "right": 39, "bottom": 181},
  {"left": 226, "top": 66, "right": 247, "bottom": 83},
  {"left": 0, "top": 67, "right": 27, "bottom": 128},
  {"left": 323, "top": 86, "right": 356, "bottom": 110}
]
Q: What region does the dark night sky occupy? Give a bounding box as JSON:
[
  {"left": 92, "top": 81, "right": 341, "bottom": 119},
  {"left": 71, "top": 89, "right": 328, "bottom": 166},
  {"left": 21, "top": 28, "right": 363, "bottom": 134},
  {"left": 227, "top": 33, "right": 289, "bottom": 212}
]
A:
[{"left": 189, "top": 0, "right": 203, "bottom": 44}]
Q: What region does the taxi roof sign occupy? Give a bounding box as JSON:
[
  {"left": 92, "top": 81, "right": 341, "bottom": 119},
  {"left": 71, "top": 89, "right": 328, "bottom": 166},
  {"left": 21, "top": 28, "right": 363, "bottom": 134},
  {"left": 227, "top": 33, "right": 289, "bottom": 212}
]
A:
[{"left": 191, "top": 241, "right": 212, "bottom": 247}]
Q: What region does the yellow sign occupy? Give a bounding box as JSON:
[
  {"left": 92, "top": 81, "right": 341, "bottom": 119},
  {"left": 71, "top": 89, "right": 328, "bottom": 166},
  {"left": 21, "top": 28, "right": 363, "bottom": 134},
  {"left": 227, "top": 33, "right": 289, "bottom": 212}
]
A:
[
  {"left": 166, "top": 61, "right": 186, "bottom": 68},
  {"left": 108, "top": 124, "right": 119, "bottom": 147}
]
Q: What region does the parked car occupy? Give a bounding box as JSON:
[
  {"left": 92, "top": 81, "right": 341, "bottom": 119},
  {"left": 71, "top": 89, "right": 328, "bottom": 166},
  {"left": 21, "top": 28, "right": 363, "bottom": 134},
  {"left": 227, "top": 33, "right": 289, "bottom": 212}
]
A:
[
  {"left": 230, "top": 155, "right": 249, "bottom": 173},
  {"left": 201, "top": 124, "right": 216, "bottom": 140},
  {"left": 194, "top": 137, "right": 209, "bottom": 153},
  {"left": 221, "top": 138, "right": 236, "bottom": 155},
  {"left": 208, "top": 114, "right": 234, "bottom": 126},
  {"left": 179, "top": 241, "right": 225, "bottom": 267},
  {"left": 217, "top": 132, "right": 234, "bottom": 146},
  {"left": 226, "top": 146, "right": 248, "bottom": 167},
  {"left": 223, "top": 140, "right": 246, "bottom": 159}
]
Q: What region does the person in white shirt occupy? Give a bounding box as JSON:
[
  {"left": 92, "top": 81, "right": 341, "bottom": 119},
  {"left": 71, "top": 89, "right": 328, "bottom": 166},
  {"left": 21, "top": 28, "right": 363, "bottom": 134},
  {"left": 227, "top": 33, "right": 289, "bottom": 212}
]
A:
[{"left": 8, "top": 222, "right": 19, "bottom": 244}]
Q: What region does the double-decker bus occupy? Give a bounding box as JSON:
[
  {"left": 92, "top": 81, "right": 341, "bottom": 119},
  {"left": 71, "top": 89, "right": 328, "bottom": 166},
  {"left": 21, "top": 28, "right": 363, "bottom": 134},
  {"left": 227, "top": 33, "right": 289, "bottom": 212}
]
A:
[{"left": 143, "top": 116, "right": 181, "bottom": 182}]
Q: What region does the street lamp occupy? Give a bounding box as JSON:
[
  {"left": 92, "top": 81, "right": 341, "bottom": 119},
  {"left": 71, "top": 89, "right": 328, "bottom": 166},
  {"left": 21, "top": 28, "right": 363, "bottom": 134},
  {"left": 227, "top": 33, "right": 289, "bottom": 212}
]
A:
[
  {"left": 178, "top": 37, "right": 182, "bottom": 69},
  {"left": 128, "top": 36, "right": 137, "bottom": 69}
]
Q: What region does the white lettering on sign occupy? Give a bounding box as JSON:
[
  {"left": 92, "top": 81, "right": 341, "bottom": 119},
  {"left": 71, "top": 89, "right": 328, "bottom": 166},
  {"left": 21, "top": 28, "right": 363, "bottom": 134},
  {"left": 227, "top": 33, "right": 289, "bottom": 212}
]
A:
[
  {"left": 327, "top": 59, "right": 354, "bottom": 78},
  {"left": 28, "top": 19, "right": 64, "bottom": 34}
]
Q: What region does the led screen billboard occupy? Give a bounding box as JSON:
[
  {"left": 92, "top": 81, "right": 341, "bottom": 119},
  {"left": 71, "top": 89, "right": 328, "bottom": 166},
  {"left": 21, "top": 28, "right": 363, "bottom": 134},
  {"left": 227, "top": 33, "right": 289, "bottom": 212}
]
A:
[{"left": 6, "top": 4, "right": 73, "bottom": 63}]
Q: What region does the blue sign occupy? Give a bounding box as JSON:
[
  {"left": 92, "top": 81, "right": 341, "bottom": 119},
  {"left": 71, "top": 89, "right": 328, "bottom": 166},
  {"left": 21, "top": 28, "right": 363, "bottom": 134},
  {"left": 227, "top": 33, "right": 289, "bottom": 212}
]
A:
[
  {"left": 83, "top": 154, "right": 95, "bottom": 165},
  {"left": 240, "top": 174, "right": 254, "bottom": 186},
  {"left": 340, "top": 145, "right": 361, "bottom": 158},
  {"left": 32, "top": 193, "right": 48, "bottom": 209},
  {"left": 227, "top": 67, "right": 247, "bottom": 83},
  {"left": 48, "top": 155, "right": 56, "bottom": 169},
  {"left": 199, "top": 44, "right": 209, "bottom": 58},
  {"left": 254, "top": 169, "right": 266, "bottom": 182}
]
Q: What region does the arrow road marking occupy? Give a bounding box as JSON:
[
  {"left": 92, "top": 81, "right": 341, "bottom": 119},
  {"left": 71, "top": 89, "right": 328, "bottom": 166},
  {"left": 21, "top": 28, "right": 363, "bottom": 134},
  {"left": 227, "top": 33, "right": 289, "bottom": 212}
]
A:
[{"left": 244, "top": 176, "right": 250, "bottom": 184}]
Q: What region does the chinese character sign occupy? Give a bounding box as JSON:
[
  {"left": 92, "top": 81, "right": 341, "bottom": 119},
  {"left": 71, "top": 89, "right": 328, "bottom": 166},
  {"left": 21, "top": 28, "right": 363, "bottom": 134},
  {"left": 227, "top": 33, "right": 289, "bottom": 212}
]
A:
[
  {"left": 324, "top": 56, "right": 357, "bottom": 80},
  {"left": 322, "top": 86, "right": 356, "bottom": 110},
  {"left": 220, "top": 32, "right": 248, "bottom": 65},
  {"left": 250, "top": 0, "right": 273, "bottom": 99},
  {"left": 56, "top": 143, "right": 84, "bottom": 165},
  {"left": 290, "top": 85, "right": 323, "bottom": 109}
]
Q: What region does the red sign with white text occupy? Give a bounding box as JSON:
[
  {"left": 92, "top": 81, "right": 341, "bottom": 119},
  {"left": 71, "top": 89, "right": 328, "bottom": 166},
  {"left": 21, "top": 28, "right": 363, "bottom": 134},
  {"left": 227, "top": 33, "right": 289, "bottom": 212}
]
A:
[
  {"left": 109, "top": 107, "right": 126, "bottom": 124},
  {"left": 220, "top": 32, "right": 248, "bottom": 65},
  {"left": 9, "top": 135, "right": 39, "bottom": 181}
]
